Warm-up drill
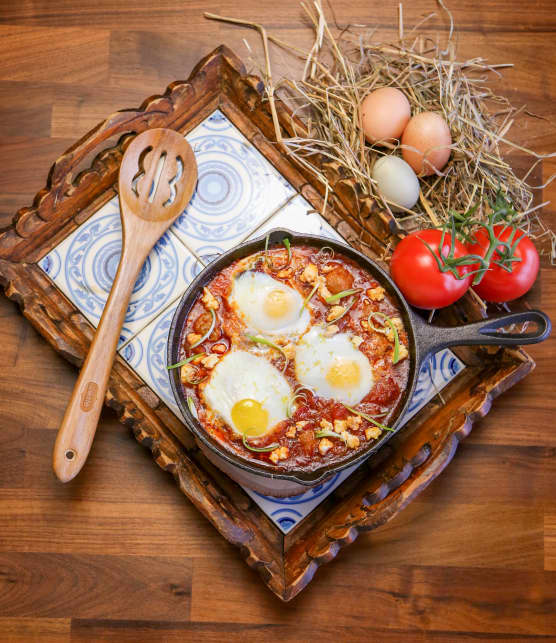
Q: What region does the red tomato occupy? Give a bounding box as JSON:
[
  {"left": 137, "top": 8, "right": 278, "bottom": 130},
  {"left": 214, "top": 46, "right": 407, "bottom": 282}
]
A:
[
  {"left": 467, "top": 225, "right": 539, "bottom": 302},
  {"left": 390, "top": 230, "right": 472, "bottom": 309}
]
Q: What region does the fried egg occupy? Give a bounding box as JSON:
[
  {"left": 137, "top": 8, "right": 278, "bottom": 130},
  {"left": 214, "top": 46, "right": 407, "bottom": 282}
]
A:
[
  {"left": 295, "top": 326, "right": 373, "bottom": 404},
  {"left": 230, "top": 271, "right": 310, "bottom": 336},
  {"left": 202, "top": 350, "right": 291, "bottom": 437}
]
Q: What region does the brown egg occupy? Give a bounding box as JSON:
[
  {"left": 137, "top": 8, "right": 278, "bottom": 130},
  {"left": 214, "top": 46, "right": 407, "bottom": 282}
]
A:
[
  {"left": 360, "top": 87, "right": 411, "bottom": 144},
  {"left": 401, "top": 111, "right": 452, "bottom": 176}
]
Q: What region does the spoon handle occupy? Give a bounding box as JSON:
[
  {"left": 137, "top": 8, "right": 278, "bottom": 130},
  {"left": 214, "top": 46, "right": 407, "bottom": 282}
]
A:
[{"left": 53, "top": 248, "right": 144, "bottom": 482}]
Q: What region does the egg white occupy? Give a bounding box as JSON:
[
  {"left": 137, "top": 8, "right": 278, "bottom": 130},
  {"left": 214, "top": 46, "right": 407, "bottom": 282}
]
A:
[
  {"left": 295, "top": 326, "right": 373, "bottom": 405},
  {"left": 230, "top": 271, "right": 311, "bottom": 336},
  {"left": 202, "top": 350, "right": 292, "bottom": 437}
]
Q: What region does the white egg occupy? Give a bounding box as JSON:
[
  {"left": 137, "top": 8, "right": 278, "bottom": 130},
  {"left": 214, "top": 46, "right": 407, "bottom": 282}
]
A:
[
  {"left": 295, "top": 327, "right": 373, "bottom": 405},
  {"left": 371, "top": 155, "right": 420, "bottom": 212},
  {"left": 230, "top": 271, "right": 311, "bottom": 336},
  {"left": 202, "top": 350, "right": 292, "bottom": 438}
]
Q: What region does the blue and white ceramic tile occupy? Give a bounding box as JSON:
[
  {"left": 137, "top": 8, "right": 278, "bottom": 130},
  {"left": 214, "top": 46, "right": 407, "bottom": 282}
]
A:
[
  {"left": 119, "top": 297, "right": 194, "bottom": 420},
  {"left": 171, "top": 109, "right": 295, "bottom": 256},
  {"left": 248, "top": 193, "right": 345, "bottom": 242},
  {"left": 245, "top": 347, "right": 464, "bottom": 533},
  {"left": 39, "top": 196, "right": 198, "bottom": 347},
  {"left": 39, "top": 107, "right": 466, "bottom": 536}
]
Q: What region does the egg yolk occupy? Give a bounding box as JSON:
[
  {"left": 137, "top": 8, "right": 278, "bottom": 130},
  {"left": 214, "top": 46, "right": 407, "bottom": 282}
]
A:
[
  {"left": 326, "top": 359, "right": 361, "bottom": 389},
  {"left": 263, "top": 289, "right": 291, "bottom": 319},
  {"left": 231, "top": 398, "right": 269, "bottom": 436}
]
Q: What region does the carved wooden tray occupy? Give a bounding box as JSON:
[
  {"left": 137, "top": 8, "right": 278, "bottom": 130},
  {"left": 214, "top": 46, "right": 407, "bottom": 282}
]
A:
[{"left": 0, "top": 46, "right": 534, "bottom": 601}]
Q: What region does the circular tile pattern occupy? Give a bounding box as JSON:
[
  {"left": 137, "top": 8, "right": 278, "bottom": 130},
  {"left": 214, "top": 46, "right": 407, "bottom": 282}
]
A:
[
  {"left": 65, "top": 214, "right": 178, "bottom": 323},
  {"left": 176, "top": 135, "right": 267, "bottom": 241},
  {"left": 146, "top": 307, "right": 175, "bottom": 396},
  {"left": 40, "top": 249, "right": 61, "bottom": 280}
]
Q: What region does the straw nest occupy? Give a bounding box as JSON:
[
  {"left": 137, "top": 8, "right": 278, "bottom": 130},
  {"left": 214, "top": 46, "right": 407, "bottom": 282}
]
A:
[{"left": 206, "top": 2, "right": 555, "bottom": 261}]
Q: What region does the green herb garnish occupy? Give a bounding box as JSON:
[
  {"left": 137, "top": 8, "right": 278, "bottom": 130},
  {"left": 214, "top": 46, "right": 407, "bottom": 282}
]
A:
[
  {"left": 247, "top": 334, "right": 289, "bottom": 372},
  {"left": 367, "top": 312, "right": 401, "bottom": 364},
  {"left": 287, "top": 385, "right": 314, "bottom": 418},
  {"left": 167, "top": 352, "right": 206, "bottom": 370},
  {"left": 242, "top": 431, "right": 279, "bottom": 452},
  {"left": 325, "top": 288, "right": 361, "bottom": 304},
  {"left": 189, "top": 308, "right": 216, "bottom": 349},
  {"left": 264, "top": 234, "right": 292, "bottom": 271},
  {"left": 301, "top": 282, "right": 319, "bottom": 313},
  {"left": 315, "top": 429, "right": 346, "bottom": 444},
  {"left": 342, "top": 404, "right": 394, "bottom": 432},
  {"left": 187, "top": 396, "right": 198, "bottom": 418},
  {"left": 326, "top": 296, "right": 357, "bottom": 325}
]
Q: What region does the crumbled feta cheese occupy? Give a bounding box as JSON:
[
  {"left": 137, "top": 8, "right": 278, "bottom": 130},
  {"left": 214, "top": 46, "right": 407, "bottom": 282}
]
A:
[
  {"left": 282, "top": 343, "right": 296, "bottom": 360},
  {"left": 325, "top": 324, "right": 339, "bottom": 336},
  {"left": 300, "top": 263, "right": 318, "bottom": 284},
  {"left": 346, "top": 415, "right": 362, "bottom": 430},
  {"left": 367, "top": 286, "right": 385, "bottom": 301},
  {"left": 334, "top": 419, "right": 347, "bottom": 433},
  {"left": 318, "top": 438, "right": 333, "bottom": 455},
  {"left": 285, "top": 426, "right": 297, "bottom": 438},
  {"left": 187, "top": 332, "right": 202, "bottom": 346},
  {"left": 319, "top": 418, "right": 334, "bottom": 431},
  {"left": 277, "top": 267, "right": 294, "bottom": 278},
  {"left": 200, "top": 354, "right": 219, "bottom": 369},
  {"left": 201, "top": 287, "right": 219, "bottom": 310},
  {"left": 341, "top": 431, "right": 360, "bottom": 449},
  {"left": 351, "top": 335, "right": 364, "bottom": 348},
  {"left": 326, "top": 305, "right": 345, "bottom": 322},
  {"left": 180, "top": 363, "right": 196, "bottom": 384},
  {"left": 395, "top": 344, "right": 409, "bottom": 362},
  {"left": 296, "top": 420, "right": 309, "bottom": 430},
  {"left": 365, "top": 426, "right": 382, "bottom": 440},
  {"left": 269, "top": 446, "right": 289, "bottom": 464}
]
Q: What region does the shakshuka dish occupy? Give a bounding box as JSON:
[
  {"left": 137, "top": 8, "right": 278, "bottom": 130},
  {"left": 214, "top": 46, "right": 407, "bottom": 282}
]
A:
[{"left": 173, "top": 239, "right": 410, "bottom": 472}]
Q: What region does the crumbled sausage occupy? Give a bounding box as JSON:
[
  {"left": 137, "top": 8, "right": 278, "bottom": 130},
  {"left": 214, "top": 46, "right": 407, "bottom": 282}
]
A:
[
  {"left": 365, "top": 426, "right": 382, "bottom": 440},
  {"left": 201, "top": 287, "right": 219, "bottom": 310},
  {"left": 318, "top": 438, "right": 333, "bottom": 455},
  {"left": 346, "top": 415, "right": 362, "bottom": 430},
  {"left": 299, "top": 429, "right": 316, "bottom": 455},
  {"left": 325, "top": 265, "right": 354, "bottom": 294},
  {"left": 326, "top": 305, "right": 345, "bottom": 322},
  {"left": 193, "top": 311, "right": 220, "bottom": 341},
  {"left": 367, "top": 286, "right": 385, "bottom": 301},
  {"left": 269, "top": 446, "right": 289, "bottom": 464},
  {"left": 300, "top": 263, "right": 318, "bottom": 284}
]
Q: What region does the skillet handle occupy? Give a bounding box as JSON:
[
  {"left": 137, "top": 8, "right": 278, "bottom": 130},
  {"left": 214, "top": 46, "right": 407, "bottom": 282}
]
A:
[{"left": 414, "top": 309, "right": 551, "bottom": 362}]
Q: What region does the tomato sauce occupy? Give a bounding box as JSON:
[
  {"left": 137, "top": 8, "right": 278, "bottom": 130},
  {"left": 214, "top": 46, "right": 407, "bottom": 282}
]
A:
[{"left": 177, "top": 244, "right": 410, "bottom": 473}]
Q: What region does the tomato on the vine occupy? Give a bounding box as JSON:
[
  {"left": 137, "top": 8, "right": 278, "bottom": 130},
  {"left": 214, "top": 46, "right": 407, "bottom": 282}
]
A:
[
  {"left": 390, "top": 229, "right": 472, "bottom": 309},
  {"left": 467, "top": 225, "right": 539, "bottom": 303}
]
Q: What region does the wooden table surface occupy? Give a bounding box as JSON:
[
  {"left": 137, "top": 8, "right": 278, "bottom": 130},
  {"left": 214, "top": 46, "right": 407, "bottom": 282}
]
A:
[{"left": 1, "top": 1, "right": 555, "bottom": 640}]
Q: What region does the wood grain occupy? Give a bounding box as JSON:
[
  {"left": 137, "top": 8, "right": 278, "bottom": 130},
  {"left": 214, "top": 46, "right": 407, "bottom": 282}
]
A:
[{"left": 0, "top": 0, "right": 555, "bottom": 639}]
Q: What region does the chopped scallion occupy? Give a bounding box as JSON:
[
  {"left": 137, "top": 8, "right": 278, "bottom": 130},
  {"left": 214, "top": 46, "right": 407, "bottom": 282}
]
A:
[{"left": 167, "top": 352, "right": 206, "bottom": 370}]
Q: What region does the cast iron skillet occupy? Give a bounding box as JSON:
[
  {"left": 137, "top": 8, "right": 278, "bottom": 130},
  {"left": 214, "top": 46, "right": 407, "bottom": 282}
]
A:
[{"left": 168, "top": 228, "right": 551, "bottom": 487}]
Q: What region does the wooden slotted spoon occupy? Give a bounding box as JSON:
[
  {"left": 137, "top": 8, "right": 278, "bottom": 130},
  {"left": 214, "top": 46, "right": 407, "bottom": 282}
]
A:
[{"left": 53, "top": 128, "right": 198, "bottom": 482}]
